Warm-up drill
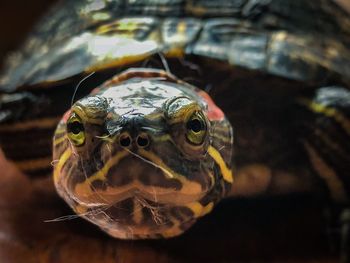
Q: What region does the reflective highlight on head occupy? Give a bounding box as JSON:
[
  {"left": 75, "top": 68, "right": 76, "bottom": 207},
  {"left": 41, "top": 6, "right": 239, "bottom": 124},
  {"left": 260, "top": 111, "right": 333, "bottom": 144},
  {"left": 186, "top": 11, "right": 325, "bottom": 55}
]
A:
[{"left": 53, "top": 69, "right": 233, "bottom": 239}]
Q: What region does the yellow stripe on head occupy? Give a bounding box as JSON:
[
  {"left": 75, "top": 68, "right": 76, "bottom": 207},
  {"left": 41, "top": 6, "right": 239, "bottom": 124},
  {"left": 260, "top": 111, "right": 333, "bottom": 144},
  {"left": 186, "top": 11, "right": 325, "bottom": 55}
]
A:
[
  {"left": 54, "top": 148, "right": 72, "bottom": 183},
  {"left": 137, "top": 149, "right": 203, "bottom": 195},
  {"left": 74, "top": 150, "right": 129, "bottom": 196},
  {"left": 90, "top": 150, "right": 129, "bottom": 181},
  {"left": 73, "top": 106, "right": 105, "bottom": 125},
  {"left": 53, "top": 135, "right": 67, "bottom": 146},
  {"left": 207, "top": 146, "right": 233, "bottom": 183},
  {"left": 55, "top": 127, "right": 67, "bottom": 135},
  {"left": 186, "top": 201, "right": 214, "bottom": 217}
]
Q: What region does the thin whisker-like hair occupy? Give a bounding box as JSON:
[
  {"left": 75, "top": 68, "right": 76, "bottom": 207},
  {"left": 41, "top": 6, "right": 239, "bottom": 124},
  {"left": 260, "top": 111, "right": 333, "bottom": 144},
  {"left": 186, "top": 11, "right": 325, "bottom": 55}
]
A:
[
  {"left": 124, "top": 148, "right": 174, "bottom": 179},
  {"left": 44, "top": 204, "right": 115, "bottom": 223},
  {"left": 157, "top": 52, "right": 171, "bottom": 73},
  {"left": 51, "top": 159, "right": 59, "bottom": 167},
  {"left": 71, "top": 71, "right": 95, "bottom": 106},
  {"left": 134, "top": 195, "right": 165, "bottom": 225},
  {"left": 218, "top": 145, "right": 226, "bottom": 151},
  {"left": 80, "top": 157, "right": 110, "bottom": 206},
  {"left": 44, "top": 212, "right": 88, "bottom": 222}
]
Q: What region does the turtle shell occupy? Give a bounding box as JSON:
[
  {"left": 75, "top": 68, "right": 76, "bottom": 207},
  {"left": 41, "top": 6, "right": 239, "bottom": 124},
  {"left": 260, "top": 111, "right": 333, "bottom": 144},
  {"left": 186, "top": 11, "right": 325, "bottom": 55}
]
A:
[{"left": 1, "top": 0, "right": 350, "bottom": 91}]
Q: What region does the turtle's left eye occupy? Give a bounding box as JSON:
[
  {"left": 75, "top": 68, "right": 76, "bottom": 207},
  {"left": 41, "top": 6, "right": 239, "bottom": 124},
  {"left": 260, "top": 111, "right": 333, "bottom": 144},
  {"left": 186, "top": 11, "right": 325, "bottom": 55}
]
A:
[
  {"left": 67, "top": 113, "right": 85, "bottom": 146},
  {"left": 185, "top": 112, "right": 207, "bottom": 145}
]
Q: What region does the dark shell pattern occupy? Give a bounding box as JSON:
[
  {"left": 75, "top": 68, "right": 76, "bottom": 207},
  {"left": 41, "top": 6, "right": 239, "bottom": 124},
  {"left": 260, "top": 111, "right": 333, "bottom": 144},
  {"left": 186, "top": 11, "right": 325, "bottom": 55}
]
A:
[{"left": 1, "top": 0, "right": 350, "bottom": 90}]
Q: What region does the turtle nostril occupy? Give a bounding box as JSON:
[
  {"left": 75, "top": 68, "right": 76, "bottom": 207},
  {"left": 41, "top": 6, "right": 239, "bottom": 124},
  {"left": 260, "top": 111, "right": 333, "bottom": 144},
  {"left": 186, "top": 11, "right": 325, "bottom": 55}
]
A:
[
  {"left": 136, "top": 134, "right": 149, "bottom": 147},
  {"left": 119, "top": 134, "right": 131, "bottom": 147}
]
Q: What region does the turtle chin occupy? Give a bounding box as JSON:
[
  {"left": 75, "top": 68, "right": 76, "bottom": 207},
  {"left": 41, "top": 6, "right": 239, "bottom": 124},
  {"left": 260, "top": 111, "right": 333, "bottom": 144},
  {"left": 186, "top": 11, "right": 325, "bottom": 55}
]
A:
[
  {"left": 75, "top": 195, "right": 201, "bottom": 239},
  {"left": 54, "top": 152, "right": 217, "bottom": 239}
]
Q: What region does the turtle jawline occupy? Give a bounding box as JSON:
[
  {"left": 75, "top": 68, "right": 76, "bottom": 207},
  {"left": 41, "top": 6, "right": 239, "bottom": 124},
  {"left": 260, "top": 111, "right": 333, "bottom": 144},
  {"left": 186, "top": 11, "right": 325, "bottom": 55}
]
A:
[{"left": 75, "top": 187, "right": 207, "bottom": 208}]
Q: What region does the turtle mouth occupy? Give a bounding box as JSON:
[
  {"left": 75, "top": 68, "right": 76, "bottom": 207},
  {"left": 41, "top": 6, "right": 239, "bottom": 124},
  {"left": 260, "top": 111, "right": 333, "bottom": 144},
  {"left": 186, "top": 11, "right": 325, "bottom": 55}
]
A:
[
  {"left": 69, "top": 154, "right": 210, "bottom": 208},
  {"left": 71, "top": 183, "right": 208, "bottom": 208},
  {"left": 75, "top": 194, "right": 198, "bottom": 239},
  {"left": 57, "top": 180, "right": 206, "bottom": 239}
]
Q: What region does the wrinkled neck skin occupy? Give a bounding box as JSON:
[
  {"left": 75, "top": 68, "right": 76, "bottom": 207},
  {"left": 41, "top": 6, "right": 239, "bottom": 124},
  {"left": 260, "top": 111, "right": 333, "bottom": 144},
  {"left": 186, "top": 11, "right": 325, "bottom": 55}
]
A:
[{"left": 53, "top": 69, "right": 233, "bottom": 239}]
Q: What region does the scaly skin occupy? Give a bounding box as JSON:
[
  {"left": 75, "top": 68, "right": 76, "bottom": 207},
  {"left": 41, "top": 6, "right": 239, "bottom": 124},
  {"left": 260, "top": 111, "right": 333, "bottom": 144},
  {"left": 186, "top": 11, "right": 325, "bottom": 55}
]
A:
[{"left": 53, "top": 69, "right": 233, "bottom": 239}]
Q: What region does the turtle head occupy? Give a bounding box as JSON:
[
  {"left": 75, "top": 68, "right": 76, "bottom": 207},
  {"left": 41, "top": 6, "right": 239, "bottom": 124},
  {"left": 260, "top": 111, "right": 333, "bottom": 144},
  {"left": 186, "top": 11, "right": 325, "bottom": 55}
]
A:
[{"left": 53, "top": 69, "right": 233, "bottom": 239}]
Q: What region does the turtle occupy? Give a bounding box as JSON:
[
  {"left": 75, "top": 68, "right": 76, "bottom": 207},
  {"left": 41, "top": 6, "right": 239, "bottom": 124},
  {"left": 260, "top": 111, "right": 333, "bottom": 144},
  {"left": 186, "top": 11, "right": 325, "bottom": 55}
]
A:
[{"left": 0, "top": 0, "right": 350, "bottom": 262}]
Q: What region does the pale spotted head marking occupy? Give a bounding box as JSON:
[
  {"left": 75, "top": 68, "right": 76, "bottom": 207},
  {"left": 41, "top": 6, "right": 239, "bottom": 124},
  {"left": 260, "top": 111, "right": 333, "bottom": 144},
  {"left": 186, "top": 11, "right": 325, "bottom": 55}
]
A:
[{"left": 53, "top": 68, "right": 233, "bottom": 239}]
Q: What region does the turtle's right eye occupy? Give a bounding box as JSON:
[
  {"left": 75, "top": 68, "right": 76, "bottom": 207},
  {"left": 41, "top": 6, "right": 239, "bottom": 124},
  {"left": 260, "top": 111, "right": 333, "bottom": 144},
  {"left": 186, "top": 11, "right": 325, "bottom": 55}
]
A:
[{"left": 67, "top": 113, "right": 85, "bottom": 146}]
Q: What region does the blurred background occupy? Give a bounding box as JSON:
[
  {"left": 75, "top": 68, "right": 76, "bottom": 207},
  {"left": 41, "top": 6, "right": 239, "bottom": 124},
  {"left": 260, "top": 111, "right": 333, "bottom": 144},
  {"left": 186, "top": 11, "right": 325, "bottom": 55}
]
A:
[
  {"left": 0, "top": 1, "right": 57, "bottom": 64},
  {"left": 0, "top": 0, "right": 349, "bottom": 65}
]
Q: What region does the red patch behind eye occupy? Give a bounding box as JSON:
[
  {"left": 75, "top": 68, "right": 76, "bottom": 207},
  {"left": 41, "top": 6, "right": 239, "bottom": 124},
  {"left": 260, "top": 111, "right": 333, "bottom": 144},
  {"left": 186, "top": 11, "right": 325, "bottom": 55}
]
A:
[
  {"left": 197, "top": 90, "right": 225, "bottom": 121},
  {"left": 62, "top": 110, "right": 72, "bottom": 124},
  {"left": 91, "top": 87, "right": 100, "bottom": 95}
]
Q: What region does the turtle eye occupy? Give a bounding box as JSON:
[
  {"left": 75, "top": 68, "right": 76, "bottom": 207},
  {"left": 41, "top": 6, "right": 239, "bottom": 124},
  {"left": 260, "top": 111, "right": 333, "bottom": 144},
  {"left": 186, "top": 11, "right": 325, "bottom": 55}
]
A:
[
  {"left": 185, "top": 112, "right": 207, "bottom": 145},
  {"left": 67, "top": 113, "right": 85, "bottom": 146}
]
